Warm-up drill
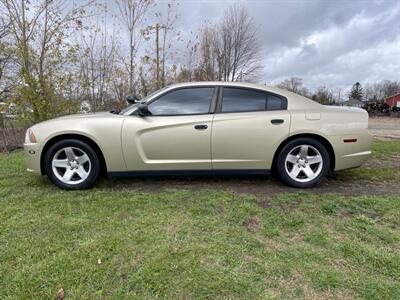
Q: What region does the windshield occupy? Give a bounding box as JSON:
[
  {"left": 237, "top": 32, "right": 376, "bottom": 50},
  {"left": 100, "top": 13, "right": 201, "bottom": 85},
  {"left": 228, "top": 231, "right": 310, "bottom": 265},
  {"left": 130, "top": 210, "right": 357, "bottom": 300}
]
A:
[{"left": 119, "top": 87, "right": 169, "bottom": 115}]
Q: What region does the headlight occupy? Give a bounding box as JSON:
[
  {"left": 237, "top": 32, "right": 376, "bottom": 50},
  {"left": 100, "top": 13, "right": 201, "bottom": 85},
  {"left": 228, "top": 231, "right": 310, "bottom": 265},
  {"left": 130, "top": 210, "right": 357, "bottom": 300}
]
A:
[{"left": 26, "top": 129, "right": 37, "bottom": 143}]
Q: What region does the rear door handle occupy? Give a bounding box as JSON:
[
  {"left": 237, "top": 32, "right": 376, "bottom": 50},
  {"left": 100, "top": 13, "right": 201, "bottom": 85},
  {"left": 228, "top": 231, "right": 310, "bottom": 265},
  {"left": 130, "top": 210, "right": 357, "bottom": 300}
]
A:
[
  {"left": 194, "top": 124, "right": 208, "bottom": 130},
  {"left": 271, "top": 119, "right": 284, "bottom": 125}
]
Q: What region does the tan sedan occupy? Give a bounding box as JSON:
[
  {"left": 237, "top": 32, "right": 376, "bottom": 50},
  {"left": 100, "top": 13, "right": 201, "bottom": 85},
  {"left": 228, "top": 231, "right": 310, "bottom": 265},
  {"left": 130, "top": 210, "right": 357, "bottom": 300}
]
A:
[{"left": 24, "top": 82, "right": 372, "bottom": 190}]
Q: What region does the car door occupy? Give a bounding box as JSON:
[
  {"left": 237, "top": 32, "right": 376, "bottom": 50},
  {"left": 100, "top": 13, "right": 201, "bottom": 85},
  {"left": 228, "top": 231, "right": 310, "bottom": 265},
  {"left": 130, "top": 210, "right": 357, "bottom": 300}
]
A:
[
  {"left": 211, "top": 87, "right": 290, "bottom": 170},
  {"left": 121, "top": 86, "right": 216, "bottom": 171}
]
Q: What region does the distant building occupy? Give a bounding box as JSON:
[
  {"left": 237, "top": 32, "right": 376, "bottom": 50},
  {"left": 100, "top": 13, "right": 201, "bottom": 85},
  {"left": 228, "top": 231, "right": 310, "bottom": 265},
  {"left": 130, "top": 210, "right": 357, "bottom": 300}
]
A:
[
  {"left": 384, "top": 93, "right": 400, "bottom": 108},
  {"left": 339, "top": 99, "right": 364, "bottom": 108}
]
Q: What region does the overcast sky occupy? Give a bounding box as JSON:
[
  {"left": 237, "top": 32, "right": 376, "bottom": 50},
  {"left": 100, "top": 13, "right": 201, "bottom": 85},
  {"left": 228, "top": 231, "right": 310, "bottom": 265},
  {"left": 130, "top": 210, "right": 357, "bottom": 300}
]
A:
[{"left": 155, "top": 0, "right": 400, "bottom": 92}]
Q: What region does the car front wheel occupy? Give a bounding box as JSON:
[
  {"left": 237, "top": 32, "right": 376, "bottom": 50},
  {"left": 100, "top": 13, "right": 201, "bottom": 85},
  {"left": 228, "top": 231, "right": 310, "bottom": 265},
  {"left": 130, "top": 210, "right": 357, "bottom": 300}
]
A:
[
  {"left": 44, "top": 139, "right": 100, "bottom": 190},
  {"left": 276, "top": 137, "right": 330, "bottom": 188}
]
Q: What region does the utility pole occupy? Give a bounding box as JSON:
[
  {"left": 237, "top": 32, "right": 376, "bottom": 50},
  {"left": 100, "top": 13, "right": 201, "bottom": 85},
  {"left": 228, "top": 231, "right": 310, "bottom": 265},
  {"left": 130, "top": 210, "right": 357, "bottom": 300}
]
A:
[
  {"left": 155, "top": 23, "right": 160, "bottom": 89},
  {"left": 142, "top": 22, "right": 170, "bottom": 89}
]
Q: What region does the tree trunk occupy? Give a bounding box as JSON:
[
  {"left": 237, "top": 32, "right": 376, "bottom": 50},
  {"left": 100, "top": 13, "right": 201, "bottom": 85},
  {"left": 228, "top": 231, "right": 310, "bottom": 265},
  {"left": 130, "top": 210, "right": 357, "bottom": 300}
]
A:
[{"left": 0, "top": 113, "right": 8, "bottom": 153}]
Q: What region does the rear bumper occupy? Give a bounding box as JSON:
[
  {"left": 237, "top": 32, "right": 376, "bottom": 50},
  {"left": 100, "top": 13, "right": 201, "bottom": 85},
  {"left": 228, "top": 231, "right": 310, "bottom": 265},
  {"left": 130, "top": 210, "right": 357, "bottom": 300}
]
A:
[
  {"left": 24, "top": 143, "right": 42, "bottom": 175},
  {"left": 336, "top": 150, "right": 371, "bottom": 170},
  {"left": 332, "top": 131, "right": 373, "bottom": 171}
]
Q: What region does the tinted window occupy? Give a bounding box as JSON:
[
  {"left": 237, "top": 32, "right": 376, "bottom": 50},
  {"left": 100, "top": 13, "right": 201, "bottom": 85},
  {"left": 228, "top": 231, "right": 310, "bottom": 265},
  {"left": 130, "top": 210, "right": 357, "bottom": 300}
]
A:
[
  {"left": 222, "top": 88, "right": 266, "bottom": 113},
  {"left": 148, "top": 87, "right": 214, "bottom": 115},
  {"left": 267, "top": 95, "right": 283, "bottom": 110}
]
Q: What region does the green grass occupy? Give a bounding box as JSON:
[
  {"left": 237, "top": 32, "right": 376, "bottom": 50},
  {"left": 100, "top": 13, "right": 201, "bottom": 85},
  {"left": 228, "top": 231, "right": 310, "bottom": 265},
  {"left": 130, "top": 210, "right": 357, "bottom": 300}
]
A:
[
  {"left": 336, "top": 139, "right": 400, "bottom": 181},
  {"left": 0, "top": 140, "right": 399, "bottom": 299},
  {"left": 371, "top": 139, "right": 400, "bottom": 158}
]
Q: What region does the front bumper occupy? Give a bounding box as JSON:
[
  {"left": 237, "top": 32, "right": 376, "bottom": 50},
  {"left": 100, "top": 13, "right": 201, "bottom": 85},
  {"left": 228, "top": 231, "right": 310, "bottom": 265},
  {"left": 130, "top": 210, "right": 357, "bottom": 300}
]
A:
[{"left": 24, "top": 143, "right": 42, "bottom": 175}]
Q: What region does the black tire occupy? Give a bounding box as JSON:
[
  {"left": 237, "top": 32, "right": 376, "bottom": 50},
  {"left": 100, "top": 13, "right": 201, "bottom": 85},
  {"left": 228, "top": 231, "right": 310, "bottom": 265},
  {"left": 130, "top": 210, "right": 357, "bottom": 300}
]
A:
[
  {"left": 275, "top": 137, "right": 330, "bottom": 188},
  {"left": 44, "top": 139, "right": 100, "bottom": 190}
]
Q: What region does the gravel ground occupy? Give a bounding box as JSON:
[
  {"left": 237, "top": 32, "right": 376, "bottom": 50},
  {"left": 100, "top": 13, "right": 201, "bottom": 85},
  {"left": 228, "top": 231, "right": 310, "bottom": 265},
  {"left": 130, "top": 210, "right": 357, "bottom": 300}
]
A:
[{"left": 369, "top": 117, "right": 400, "bottom": 140}]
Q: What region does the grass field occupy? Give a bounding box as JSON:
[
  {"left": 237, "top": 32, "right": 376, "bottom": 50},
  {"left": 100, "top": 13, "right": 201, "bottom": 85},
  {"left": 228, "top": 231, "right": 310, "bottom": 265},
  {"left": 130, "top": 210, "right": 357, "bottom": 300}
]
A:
[{"left": 0, "top": 140, "right": 399, "bottom": 299}]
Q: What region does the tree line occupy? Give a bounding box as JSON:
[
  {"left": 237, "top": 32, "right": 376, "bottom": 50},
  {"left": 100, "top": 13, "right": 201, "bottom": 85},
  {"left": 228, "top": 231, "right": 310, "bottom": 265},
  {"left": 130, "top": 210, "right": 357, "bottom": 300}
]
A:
[
  {"left": 0, "top": 0, "right": 399, "bottom": 125},
  {"left": 0, "top": 0, "right": 264, "bottom": 122},
  {"left": 277, "top": 77, "right": 400, "bottom": 105}
]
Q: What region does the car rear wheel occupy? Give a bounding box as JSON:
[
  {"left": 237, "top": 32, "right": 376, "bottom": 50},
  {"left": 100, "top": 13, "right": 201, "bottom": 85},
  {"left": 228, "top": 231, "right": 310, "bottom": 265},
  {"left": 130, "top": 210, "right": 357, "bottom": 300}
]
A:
[
  {"left": 276, "top": 137, "right": 330, "bottom": 188},
  {"left": 44, "top": 139, "right": 100, "bottom": 190}
]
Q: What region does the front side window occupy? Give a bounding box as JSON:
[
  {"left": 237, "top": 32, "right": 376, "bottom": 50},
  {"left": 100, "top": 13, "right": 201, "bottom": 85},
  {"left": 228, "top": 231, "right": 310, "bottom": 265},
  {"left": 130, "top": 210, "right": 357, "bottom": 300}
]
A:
[
  {"left": 221, "top": 88, "right": 267, "bottom": 113},
  {"left": 148, "top": 87, "right": 215, "bottom": 115}
]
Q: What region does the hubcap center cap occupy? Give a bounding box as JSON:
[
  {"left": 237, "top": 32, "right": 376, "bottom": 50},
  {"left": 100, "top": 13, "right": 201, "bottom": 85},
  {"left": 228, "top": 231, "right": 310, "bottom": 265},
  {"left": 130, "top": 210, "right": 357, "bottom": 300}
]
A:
[
  {"left": 298, "top": 158, "right": 306, "bottom": 167},
  {"left": 69, "top": 160, "right": 79, "bottom": 169}
]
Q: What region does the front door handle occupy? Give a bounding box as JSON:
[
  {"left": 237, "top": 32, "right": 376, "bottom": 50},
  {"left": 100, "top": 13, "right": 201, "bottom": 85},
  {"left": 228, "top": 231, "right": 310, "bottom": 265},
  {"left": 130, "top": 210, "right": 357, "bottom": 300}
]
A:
[
  {"left": 194, "top": 124, "right": 208, "bottom": 130},
  {"left": 271, "top": 119, "right": 284, "bottom": 125}
]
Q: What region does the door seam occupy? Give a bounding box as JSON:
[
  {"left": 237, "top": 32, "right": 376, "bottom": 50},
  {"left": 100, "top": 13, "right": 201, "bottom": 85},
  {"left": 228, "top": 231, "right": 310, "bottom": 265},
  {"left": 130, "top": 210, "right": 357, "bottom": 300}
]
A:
[{"left": 210, "top": 113, "right": 215, "bottom": 170}]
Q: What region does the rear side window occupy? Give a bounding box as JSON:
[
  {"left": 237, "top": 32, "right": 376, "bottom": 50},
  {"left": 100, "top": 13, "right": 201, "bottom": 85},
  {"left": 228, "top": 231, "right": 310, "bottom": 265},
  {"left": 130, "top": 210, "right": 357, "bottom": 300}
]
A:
[
  {"left": 148, "top": 87, "right": 215, "bottom": 115},
  {"left": 220, "top": 87, "right": 286, "bottom": 113},
  {"left": 267, "top": 95, "right": 283, "bottom": 110},
  {"left": 221, "top": 88, "right": 266, "bottom": 113}
]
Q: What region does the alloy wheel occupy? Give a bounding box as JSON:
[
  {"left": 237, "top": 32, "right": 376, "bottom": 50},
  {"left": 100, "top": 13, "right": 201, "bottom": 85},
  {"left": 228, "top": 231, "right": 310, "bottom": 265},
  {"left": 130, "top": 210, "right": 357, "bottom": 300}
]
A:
[
  {"left": 284, "top": 144, "right": 323, "bottom": 183},
  {"left": 51, "top": 147, "right": 91, "bottom": 185}
]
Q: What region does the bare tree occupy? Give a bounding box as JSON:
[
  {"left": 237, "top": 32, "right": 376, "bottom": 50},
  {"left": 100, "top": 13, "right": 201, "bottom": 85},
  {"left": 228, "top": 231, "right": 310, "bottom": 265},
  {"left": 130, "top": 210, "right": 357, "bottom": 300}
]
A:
[
  {"left": 158, "top": 1, "right": 179, "bottom": 87},
  {"left": 312, "top": 86, "right": 335, "bottom": 105},
  {"left": 180, "top": 30, "right": 199, "bottom": 82},
  {"left": 219, "top": 4, "right": 261, "bottom": 81},
  {"left": 0, "top": 14, "right": 12, "bottom": 152},
  {"left": 0, "top": 16, "right": 14, "bottom": 98},
  {"left": 364, "top": 80, "right": 400, "bottom": 101},
  {"left": 332, "top": 87, "right": 343, "bottom": 103},
  {"left": 196, "top": 25, "right": 221, "bottom": 81},
  {"left": 277, "top": 77, "right": 310, "bottom": 97},
  {"left": 183, "top": 4, "right": 261, "bottom": 82},
  {"left": 77, "top": 5, "right": 118, "bottom": 112},
  {"left": 141, "top": 1, "right": 179, "bottom": 89},
  {"left": 115, "top": 0, "right": 152, "bottom": 94},
  {"left": 110, "top": 65, "right": 130, "bottom": 106}
]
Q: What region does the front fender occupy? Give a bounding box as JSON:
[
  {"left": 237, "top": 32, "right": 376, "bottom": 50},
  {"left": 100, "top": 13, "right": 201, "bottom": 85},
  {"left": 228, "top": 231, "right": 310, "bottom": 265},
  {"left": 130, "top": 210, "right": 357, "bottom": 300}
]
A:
[{"left": 30, "top": 116, "right": 127, "bottom": 173}]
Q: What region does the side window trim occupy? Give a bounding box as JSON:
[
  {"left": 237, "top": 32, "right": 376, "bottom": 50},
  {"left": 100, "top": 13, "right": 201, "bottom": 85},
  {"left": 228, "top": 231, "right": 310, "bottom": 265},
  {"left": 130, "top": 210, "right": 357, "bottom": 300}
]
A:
[
  {"left": 215, "top": 86, "right": 288, "bottom": 114},
  {"left": 209, "top": 86, "right": 220, "bottom": 114},
  {"left": 144, "top": 86, "right": 218, "bottom": 117}
]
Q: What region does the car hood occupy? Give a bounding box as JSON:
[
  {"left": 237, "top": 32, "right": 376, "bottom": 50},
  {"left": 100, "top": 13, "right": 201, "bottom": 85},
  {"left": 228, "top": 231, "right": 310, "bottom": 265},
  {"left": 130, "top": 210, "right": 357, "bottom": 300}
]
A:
[
  {"left": 29, "top": 111, "right": 121, "bottom": 132},
  {"left": 53, "top": 111, "right": 114, "bottom": 120}
]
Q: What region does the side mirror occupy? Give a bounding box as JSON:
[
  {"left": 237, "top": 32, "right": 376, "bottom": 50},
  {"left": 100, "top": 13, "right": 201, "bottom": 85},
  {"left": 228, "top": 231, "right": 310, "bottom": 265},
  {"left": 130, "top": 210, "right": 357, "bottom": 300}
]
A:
[
  {"left": 137, "top": 103, "right": 152, "bottom": 116},
  {"left": 126, "top": 95, "right": 140, "bottom": 104}
]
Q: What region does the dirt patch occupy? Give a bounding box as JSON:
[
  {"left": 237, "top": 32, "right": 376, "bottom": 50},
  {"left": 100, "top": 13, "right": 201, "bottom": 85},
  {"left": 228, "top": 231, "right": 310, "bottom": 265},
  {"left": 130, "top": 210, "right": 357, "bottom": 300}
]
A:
[
  {"left": 369, "top": 117, "right": 400, "bottom": 140},
  {"left": 364, "top": 155, "right": 400, "bottom": 169},
  {"left": 258, "top": 198, "right": 273, "bottom": 209},
  {"left": 106, "top": 171, "right": 400, "bottom": 197},
  {"left": 106, "top": 152, "right": 400, "bottom": 197},
  {"left": 242, "top": 218, "right": 260, "bottom": 232}
]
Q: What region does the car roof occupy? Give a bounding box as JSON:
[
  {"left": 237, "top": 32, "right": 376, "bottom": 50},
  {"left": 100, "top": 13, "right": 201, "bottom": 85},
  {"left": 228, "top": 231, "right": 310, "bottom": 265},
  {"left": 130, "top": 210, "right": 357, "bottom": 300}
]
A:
[{"left": 168, "top": 81, "right": 280, "bottom": 92}]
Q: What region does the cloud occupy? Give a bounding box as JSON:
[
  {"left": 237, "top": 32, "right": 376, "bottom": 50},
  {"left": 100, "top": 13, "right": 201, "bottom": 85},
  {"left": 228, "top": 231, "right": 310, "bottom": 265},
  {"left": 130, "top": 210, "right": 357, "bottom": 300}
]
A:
[
  {"left": 112, "top": 0, "right": 400, "bottom": 92},
  {"left": 259, "top": 0, "right": 400, "bottom": 91}
]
